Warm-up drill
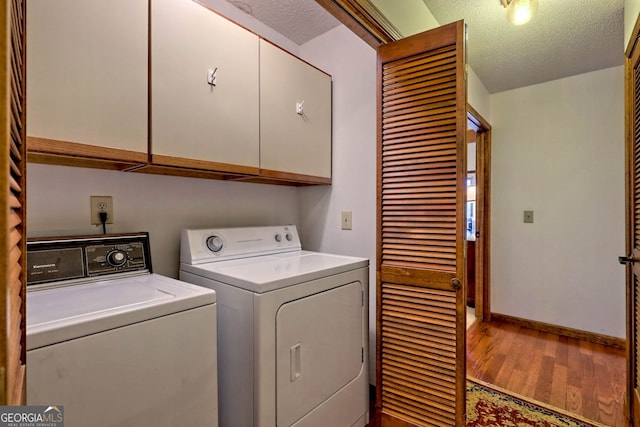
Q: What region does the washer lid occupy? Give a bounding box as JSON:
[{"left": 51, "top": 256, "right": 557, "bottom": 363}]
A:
[
  {"left": 180, "top": 250, "right": 369, "bottom": 293},
  {"left": 26, "top": 273, "right": 215, "bottom": 350}
]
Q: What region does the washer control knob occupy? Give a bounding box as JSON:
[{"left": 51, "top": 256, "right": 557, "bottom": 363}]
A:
[
  {"left": 285, "top": 233, "right": 293, "bottom": 242},
  {"left": 275, "top": 233, "right": 282, "bottom": 243},
  {"left": 206, "top": 235, "right": 224, "bottom": 253},
  {"left": 106, "top": 249, "right": 127, "bottom": 267}
]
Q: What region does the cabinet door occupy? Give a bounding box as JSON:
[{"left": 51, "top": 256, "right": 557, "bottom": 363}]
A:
[
  {"left": 26, "top": 0, "right": 148, "bottom": 161},
  {"left": 151, "top": 0, "right": 260, "bottom": 174},
  {"left": 259, "top": 40, "right": 332, "bottom": 182}
]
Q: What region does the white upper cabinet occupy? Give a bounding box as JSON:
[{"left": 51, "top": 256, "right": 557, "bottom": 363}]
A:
[
  {"left": 27, "top": 0, "right": 148, "bottom": 154},
  {"left": 259, "top": 40, "right": 332, "bottom": 181},
  {"left": 151, "top": 0, "right": 260, "bottom": 172}
]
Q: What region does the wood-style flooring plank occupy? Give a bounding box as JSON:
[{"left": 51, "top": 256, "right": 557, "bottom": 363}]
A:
[{"left": 467, "top": 319, "right": 627, "bottom": 427}]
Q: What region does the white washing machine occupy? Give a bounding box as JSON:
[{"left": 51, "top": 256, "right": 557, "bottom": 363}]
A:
[
  {"left": 26, "top": 233, "right": 218, "bottom": 427},
  {"left": 179, "top": 225, "right": 369, "bottom": 427}
]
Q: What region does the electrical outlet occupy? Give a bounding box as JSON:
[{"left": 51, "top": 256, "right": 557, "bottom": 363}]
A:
[
  {"left": 90, "top": 196, "right": 114, "bottom": 225},
  {"left": 341, "top": 211, "right": 353, "bottom": 230}
]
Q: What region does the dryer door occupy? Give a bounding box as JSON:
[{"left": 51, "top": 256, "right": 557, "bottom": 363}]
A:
[{"left": 276, "top": 281, "right": 363, "bottom": 426}]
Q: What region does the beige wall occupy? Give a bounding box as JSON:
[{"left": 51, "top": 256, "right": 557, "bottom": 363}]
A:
[
  {"left": 27, "top": 164, "right": 300, "bottom": 278},
  {"left": 626, "top": 0, "right": 640, "bottom": 49},
  {"left": 489, "top": 66, "right": 625, "bottom": 338},
  {"left": 372, "top": 0, "right": 439, "bottom": 37}
]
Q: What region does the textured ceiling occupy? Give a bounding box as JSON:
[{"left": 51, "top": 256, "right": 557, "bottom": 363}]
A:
[
  {"left": 223, "top": 0, "right": 340, "bottom": 44},
  {"left": 422, "top": 0, "right": 624, "bottom": 93},
  {"left": 222, "top": 0, "right": 624, "bottom": 93}
]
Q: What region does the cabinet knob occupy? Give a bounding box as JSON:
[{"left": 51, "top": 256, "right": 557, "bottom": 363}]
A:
[
  {"left": 207, "top": 67, "right": 218, "bottom": 86},
  {"left": 619, "top": 254, "right": 636, "bottom": 265}
]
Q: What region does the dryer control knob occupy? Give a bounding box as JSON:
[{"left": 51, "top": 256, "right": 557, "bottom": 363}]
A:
[
  {"left": 285, "top": 233, "right": 292, "bottom": 241},
  {"left": 106, "top": 249, "right": 128, "bottom": 267},
  {"left": 206, "top": 235, "right": 224, "bottom": 253},
  {"left": 275, "top": 233, "right": 282, "bottom": 243}
]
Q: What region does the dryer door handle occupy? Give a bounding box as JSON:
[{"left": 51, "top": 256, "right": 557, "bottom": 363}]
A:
[{"left": 290, "top": 343, "right": 302, "bottom": 382}]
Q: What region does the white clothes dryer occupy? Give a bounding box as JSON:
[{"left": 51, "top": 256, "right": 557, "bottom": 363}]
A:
[
  {"left": 179, "top": 225, "right": 369, "bottom": 427},
  {"left": 26, "top": 233, "right": 218, "bottom": 427}
]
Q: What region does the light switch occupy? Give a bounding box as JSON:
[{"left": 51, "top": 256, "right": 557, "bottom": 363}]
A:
[
  {"left": 341, "top": 211, "right": 352, "bottom": 230},
  {"left": 524, "top": 210, "right": 534, "bottom": 223}
]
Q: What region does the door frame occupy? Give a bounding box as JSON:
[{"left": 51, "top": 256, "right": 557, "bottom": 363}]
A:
[
  {"left": 467, "top": 104, "right": 491, "bottom": 321},
  {"left": 625, "top": 11, "right": 640, "bottom": 426}
]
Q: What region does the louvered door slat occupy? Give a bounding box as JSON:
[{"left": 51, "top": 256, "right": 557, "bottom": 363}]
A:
[
  {"left": 631, "top": 29, "right": 640, "bottom": 422},
  {"left": 1, "top": 0, "right": 27, "bottom": 405},
  {"left": 377, "top": 21, "right": 466, "bottom": 427}
]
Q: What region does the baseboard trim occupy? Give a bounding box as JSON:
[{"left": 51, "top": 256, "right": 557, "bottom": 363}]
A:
[{"left": 490, "top": 312, "right": 627, "bottom": 350}]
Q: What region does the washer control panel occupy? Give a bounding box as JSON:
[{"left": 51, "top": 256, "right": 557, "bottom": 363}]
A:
[
  {"left": 86, "top": 242, "right": 147, "bottom": 275},
  {"left": 27, "top": 233, "right": 151, "bottom": 287}
]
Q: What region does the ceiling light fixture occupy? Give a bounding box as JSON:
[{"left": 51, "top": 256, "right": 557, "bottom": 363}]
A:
[{"left": 501, "top": 0, "right": 538, "bottom": 25}]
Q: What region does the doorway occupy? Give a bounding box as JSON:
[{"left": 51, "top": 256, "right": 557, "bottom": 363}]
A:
[{"left": 466, "top": 105, "right": 491, "bottom": 322}]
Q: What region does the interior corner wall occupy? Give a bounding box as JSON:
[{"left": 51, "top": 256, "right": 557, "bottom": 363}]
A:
[
  {"left": 371, "top": 0, "right": 439, "bottom": 37},
  {"left": 198, "top": 0, "right": 300, "bottom": 55},
  {"left": 625, "top": 0, "right": 640, "bottom": 49},
  {"left": 468, "top": 67, "right": 491, "bottom": 122},
  {"left": 489, "top": 65, "right": 625, "bottom": 338},
  {"left": 297, "top": 25, "right": 377, "bottom": 383}
]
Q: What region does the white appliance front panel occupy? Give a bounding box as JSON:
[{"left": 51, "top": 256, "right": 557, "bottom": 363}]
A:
[
  {"left": 254, "top": 268, "right": 369, "bottom": 426},
  {"left": 27, "top": 304, "right": 218, "bottom": 427},
  {"left": 179, "top": 266, "right": 370, "bottom": 427},
  {"left": 276, "top": 282, "right": 363, "bottom": 427},
  {"left": 27, "top": 273, "right": 216, "bottom": 350},
  {"left": 180, "top": 251, "right": 368, "bottom": 293}
]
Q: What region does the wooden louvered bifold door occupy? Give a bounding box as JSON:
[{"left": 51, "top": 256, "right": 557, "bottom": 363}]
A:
[
  {"left": 625, "top": 17, "right": 640, "bottom": 427},
  {"left": 376, "top": 21, "right": 466, "bottom": 427},
  {"left": 1, "top": 0, "right": 27, "bottom": 405}
]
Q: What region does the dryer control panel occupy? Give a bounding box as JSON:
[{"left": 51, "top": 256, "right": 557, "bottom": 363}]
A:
[
  {"left": 181, "top": 225, "right": 301, "bottom": 265},
  {"left": 27, "top": 233, "right": 152, "bottom": 287}
]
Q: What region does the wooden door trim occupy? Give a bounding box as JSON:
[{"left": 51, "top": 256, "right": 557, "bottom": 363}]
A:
[
  {"left": 467, "top": 104, "right": 491, "bottom": 321},
  {"left": 314, "top": 0, "right": 399, "bottom": 48},
  {"left": 625, "top": 11, "right": 640, "bottom": 427}
]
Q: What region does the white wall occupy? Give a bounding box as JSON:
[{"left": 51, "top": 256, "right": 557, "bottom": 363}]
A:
[
  {"left": 468, "top": 67, "right": 491, "bottom": 122},
  {"left": 626, "top": 0, "right": 640, "bottom": 49},
  {"left": 298, "top": 26, "right": 377, "bottom": 382},
  {"left": 27, "top": 164, "right": 299, "bottom": 278},
  {"left": 490, "top": 66, "right": 626, "bottom": 338}
]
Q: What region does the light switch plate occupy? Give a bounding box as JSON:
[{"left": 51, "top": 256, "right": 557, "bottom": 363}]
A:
[
  {"left": 341, "top": 211, "right": 352, "bottom": 230},
  {"left": 524, "top": 210, "right": 534, "bottom": 223}
]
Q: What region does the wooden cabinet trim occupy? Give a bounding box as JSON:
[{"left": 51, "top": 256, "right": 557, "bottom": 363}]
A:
[
  {"left": 258, "top": 168, "right": 332, "bottom": 185},
  {"left": 27, "top": 136, "right": 148, "bottom": 163},
  {"left": 151, "top": 154, "right": 259, "bottom": 176}
]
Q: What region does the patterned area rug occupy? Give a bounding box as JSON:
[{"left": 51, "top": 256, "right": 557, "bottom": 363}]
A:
[{"left": 467, "top": 379, "right": 606, "bottom": 427}]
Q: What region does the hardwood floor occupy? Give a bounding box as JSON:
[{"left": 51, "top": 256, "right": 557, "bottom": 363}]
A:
[{"left": 466, "top": 319, "right": 627, "bottom": 427}]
